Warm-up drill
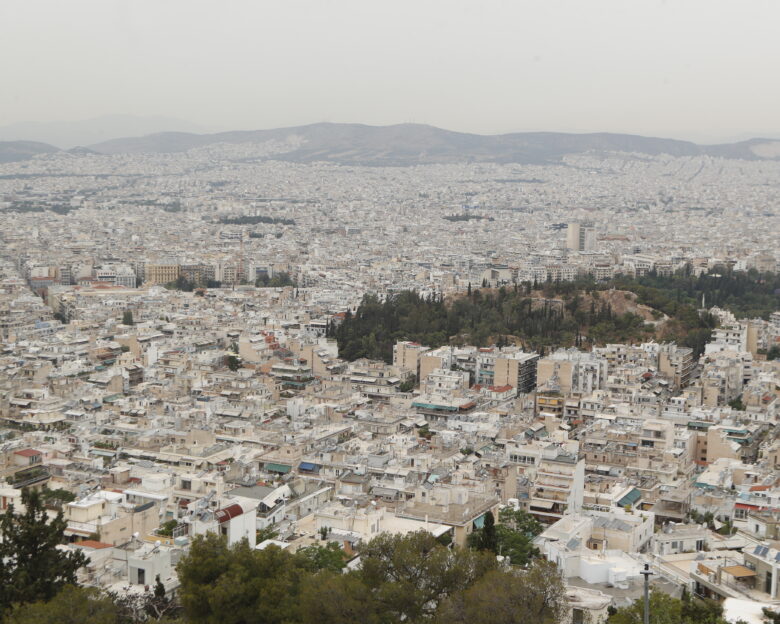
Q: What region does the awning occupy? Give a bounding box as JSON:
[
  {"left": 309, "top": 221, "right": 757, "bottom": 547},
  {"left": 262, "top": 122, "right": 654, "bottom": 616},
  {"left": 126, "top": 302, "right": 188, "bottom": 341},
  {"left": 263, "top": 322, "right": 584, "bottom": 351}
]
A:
[
  {"left": 722, "top": 565, "right": 756, "bottom": 578},
  {"left": 299, "top": 462, "right": 319, "bottom": 472},
  {"left": 617, "top": 488, "right": 642, "bottom": 508},
  {"left": 531, "top": 500, "right": 555, "bottom": 510},
  {"left": 266, "top": 462, "right": 291, "bottom": 474},
  {"left": 91, "top": 449, "right": 117, "bottom": 457},
  {"left": 216, "top": 504, "right": 244, "bottom": 523},
  {"left": 371, "top": 486, "right": 399, "bottom": 498},
  {"left": 124, "top": 489, "right": 168, "bottom": 501}
]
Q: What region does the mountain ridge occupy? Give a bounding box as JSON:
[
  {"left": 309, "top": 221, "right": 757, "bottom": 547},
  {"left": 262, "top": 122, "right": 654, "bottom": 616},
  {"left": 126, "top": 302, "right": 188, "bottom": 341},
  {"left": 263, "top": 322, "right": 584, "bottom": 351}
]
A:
[
  {"left": 0, "top": 140, "right": 60, "bottom": 164},
  {"left": 2, "top": 122, "right": 780, "bottom": 165},
  {"left": 0, "top": 114, "right": 204, "bottom": 150}
]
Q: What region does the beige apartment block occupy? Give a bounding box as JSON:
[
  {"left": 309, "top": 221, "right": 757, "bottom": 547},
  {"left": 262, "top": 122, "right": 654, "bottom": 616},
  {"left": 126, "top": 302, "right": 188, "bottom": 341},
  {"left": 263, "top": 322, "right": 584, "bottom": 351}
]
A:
[
  {"left": 393, "top": 341, "right": 429, "bottom": 376},
  {"left": 144, "top": 263, "right": 180, "bottom": 285},
  {"left": 494, "top": 352, "right": 538, "bottom": 393}
]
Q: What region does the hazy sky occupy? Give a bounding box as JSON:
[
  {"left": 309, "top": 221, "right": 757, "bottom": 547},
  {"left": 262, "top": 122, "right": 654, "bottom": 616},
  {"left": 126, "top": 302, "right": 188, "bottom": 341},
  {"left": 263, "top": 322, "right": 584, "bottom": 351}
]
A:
[{"left": 2, "top": 0, "right": 779, "bottom": 142}]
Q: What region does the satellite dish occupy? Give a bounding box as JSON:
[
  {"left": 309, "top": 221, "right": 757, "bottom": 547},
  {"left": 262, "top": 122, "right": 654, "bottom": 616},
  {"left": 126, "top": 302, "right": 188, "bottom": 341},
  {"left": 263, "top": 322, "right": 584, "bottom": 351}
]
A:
[
  {"left": 155, "top": 540, "right": 161, "bottom": 547},
  {"left": 132, "top": 532, "right": 140, "bottom": 539}
]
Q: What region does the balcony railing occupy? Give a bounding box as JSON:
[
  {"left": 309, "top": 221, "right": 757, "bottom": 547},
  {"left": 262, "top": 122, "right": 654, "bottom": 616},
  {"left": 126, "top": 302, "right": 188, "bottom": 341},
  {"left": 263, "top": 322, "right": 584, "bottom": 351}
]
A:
[{"left": 11, "top": 467, "right": 50, "bottom": 489}]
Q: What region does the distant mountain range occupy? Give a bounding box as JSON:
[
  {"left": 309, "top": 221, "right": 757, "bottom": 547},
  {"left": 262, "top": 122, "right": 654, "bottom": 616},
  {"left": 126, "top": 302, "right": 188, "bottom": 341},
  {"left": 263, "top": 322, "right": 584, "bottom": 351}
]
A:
[
  {"left": 0, "top": 114, "right": 204, "bottom": 150},
  {"left": 2, "top": 122, "right": 780, "bottom": 165},
  {"left": 0, "top": 140, "right": 60, "bottom": 164}
]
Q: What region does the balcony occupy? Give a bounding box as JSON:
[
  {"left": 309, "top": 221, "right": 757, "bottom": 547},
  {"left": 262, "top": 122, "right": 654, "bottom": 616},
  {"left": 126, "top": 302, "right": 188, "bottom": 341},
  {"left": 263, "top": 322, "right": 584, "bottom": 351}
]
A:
[
  {"left": 11, "top": 466, "right": 50, "bottom": 489},
  {"left": 537, "top": 467, "right": 574, "bottom": 479},
  {"left": 535, "top": 479, "right": 571, "bottom": 491},
  {"left": 531, "top": 488, "right": 569, "bottom": 503}
]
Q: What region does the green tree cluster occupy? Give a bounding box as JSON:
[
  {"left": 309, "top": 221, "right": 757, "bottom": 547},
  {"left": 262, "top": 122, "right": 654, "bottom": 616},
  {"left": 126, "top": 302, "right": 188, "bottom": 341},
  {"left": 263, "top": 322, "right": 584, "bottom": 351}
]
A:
[
  {"left": 295, "top": 541, "right": 349, "bottom": 573},
  {"left": 728, "top": 396, "right": 746, "bottom": 411},
  {"left": 3, "top": 585, "right": 120, "bottom": 624},
  {"left": 175, "top": 531, "right": 566, "bottom": 624},
  {"left": 0, "top": 490, "right": 88, "bottom": 615},
  {"left": 330, "top": 287, "right": 655, "bottom": 363},
  {"left": 335, "top": 269, "right": 779, "bottom": 362},
  {"left": 165, "top": 275, "right": 196, "bottom": 292},
  {"left": 442, "top": 214, "right": 494, "bottom": 222},
  {"left": 39, "top": 486, "right": 76, "bottom": 508},
  {"left": 467, "top": 507, "right": 543, "bottom": 566},
  {"left": 333, "top": 266, "right": 780, "bottom": 362},
  {"left": 157, "top": 519, "right": 179, "bottom": 537},
  {"left": 255, "top": 272, "right": 296, "bottom": 288},
  {"left": 607, "top": 588, "right": 740, "bottom": 624},
  {"left": 611, "top": 266, "right": 780, "bottom": 321},
  {"left": 398, "top": 375, "right": 417, "bottom": 392},
  {"left": 4, "top": 576, "right": 181, "bottom": 624},
  {"left": 0, "top": 526, "right": 568, "bottom": 624},
  {"left": 224, "top": 354, "right": 241, "bottom": 372}
]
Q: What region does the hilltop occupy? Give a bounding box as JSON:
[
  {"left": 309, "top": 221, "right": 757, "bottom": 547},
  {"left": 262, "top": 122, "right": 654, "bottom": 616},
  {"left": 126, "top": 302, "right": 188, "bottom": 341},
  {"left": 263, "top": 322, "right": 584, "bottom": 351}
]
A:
[
  {"left": 330, "top": 269, "right": 780, "bottom": 362},
  {"left": 0, "top": 140, "right": 59, "bottom": 163}
]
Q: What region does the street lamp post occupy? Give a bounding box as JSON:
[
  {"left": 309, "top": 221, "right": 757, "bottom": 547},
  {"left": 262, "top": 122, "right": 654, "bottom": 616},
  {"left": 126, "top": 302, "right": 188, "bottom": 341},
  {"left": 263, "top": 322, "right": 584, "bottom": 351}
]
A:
[{"left": 640, "top": 563, "right": 654, "bottom": 624}]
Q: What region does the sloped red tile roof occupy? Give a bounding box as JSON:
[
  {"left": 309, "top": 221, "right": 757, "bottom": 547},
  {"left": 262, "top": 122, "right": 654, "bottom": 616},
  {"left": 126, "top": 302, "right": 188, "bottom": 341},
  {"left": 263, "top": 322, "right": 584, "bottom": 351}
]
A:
[{"left": 14, "top": 449, "right": 41, "bottom": 457}]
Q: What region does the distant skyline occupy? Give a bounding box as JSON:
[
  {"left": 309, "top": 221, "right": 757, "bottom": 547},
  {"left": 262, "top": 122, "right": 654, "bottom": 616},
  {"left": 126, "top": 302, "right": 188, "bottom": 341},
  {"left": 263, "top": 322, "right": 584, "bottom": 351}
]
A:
[{"left": 2, "top": 0, "right": 779, "bottom": 144}]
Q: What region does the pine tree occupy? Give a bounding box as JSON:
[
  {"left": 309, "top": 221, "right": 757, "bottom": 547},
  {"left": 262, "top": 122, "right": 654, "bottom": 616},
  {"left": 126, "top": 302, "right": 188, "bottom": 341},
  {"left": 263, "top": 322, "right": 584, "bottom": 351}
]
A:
[
  {"left": 122, "top": 309, "right": 134, "bottom": 326},
  {"left": 225, "top": 354, "right": 241, "bottom": 372},
  {"left": 0, "top": 489, "right": 88, "bottom": 612}
]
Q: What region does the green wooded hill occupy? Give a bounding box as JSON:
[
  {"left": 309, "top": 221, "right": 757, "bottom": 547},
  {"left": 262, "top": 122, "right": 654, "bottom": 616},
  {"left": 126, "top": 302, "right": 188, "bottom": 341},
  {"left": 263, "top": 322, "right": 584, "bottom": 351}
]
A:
[
  {"left": 609, "top": 267, "right": 780, "bottom": 320},
  {"left": 330, "top": 268, "right": 779, "bottom": 363}
]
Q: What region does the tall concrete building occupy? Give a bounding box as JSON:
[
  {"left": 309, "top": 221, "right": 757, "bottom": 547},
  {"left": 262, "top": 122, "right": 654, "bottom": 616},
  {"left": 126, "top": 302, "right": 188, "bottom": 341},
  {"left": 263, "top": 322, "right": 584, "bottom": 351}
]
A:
[
  {"left": 537, "top": 349, "right": 608, "bottom": 397},
  {"left": 528, "top": 451, "right": 585, "bottom": 523},
  {"left": 493, "top": 350, "right": 539, "bottom": 393},
  {"left": 566, "top": 221, "right": 596, "bottom": 252},
  {"left": 658, "top": 344, "right": 694, "bottom": 389}
]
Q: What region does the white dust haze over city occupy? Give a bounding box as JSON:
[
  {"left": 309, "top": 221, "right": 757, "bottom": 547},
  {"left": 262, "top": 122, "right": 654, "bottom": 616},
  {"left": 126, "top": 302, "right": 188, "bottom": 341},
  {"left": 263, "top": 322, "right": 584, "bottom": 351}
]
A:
[
  {"left": 0, "top": 3, "right": 779, "bottom": 623},
  {"left": 1, "top": 0, "right": 779, "bottom": 143}
]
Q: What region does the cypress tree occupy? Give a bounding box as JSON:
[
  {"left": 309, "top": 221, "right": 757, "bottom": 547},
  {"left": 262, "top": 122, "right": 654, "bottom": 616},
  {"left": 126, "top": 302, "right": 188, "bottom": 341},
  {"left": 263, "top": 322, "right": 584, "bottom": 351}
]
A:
[{"left": 482, "top": 510, "right": 498, "bottom": 553}]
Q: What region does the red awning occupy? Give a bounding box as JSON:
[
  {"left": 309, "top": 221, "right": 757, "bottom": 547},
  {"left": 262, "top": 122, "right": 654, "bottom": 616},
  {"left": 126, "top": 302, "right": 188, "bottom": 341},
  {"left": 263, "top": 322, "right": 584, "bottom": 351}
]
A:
[{"left": 215, "top": 503, "right": 244, "bottom": 523}]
